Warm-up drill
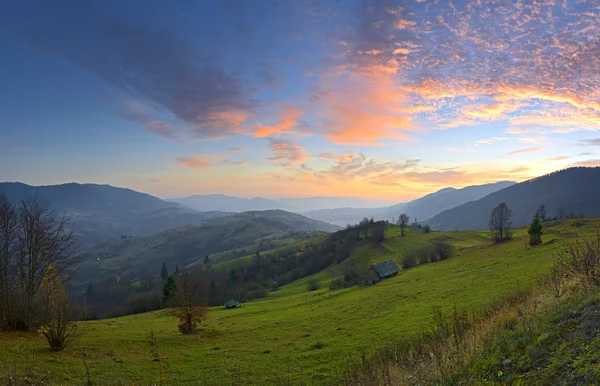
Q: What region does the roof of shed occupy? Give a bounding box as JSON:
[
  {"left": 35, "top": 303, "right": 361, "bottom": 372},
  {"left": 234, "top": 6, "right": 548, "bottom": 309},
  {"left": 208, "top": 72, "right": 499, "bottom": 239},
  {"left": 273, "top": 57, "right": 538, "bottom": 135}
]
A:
[{"left": 372, "top": 260, "right": 400, "bottom": 277}]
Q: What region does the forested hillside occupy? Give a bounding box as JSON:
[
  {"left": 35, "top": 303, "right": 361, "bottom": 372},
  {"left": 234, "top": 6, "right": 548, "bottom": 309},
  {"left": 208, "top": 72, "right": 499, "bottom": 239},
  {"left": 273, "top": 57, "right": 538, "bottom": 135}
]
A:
[{"left": 427, "top": 167, "right": 600, "bottom": 230}]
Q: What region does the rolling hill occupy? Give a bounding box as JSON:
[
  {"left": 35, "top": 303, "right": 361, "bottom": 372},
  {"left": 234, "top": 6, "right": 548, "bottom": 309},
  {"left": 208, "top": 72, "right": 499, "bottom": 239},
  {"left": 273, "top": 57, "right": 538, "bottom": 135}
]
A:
[
  {"left": 75, "top": 210, "right": 338, "bottom": 285},
  {"left": 0, "top": 182, "right": 228, "bottom": 248},
  {"left": 303, "top": 181, "right": 514, "bottom": 226},
  {"left": 426, "top": 167, "right": 600, "bottom": 230}
]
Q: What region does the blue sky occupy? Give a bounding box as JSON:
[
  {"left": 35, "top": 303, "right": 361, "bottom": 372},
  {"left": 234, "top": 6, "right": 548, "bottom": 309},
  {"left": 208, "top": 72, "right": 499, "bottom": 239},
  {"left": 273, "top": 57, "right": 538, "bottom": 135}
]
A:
[{"left": 1, "top": 0, "right": 599, "bottom": 203}]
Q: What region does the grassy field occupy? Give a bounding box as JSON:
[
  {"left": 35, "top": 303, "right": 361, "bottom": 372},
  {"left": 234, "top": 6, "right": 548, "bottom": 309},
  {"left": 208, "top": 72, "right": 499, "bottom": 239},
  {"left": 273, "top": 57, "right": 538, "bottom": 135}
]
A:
[{"left": 1, "top": 219, "right": 595, "bottom": 384}]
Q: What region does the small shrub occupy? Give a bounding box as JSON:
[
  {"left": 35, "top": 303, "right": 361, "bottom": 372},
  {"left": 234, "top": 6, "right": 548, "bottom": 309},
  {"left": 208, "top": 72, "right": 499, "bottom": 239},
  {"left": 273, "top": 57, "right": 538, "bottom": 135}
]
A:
[
  {"left": 402, "top": 251, "right": 417, "bottom": 269},
  {"left": 423, "top": 224, "right": 431, "bottom": 233},
  {"left": 432, "top": 240, "right": 454, "bottom": 261},
  {"left": 306, "top": 278, "right": 321, "bottom": 292}
]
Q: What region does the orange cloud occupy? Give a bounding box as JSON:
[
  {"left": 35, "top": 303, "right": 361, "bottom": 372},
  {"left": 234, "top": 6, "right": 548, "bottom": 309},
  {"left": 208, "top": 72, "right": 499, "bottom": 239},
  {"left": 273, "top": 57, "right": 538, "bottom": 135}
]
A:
[
  {"left": 176, "top": 156, "right": 211, "bottom": 169},
  {"left": 544, "top": 156, "right": 569, "bottom": 161},
  {"left": 228, "top": 147, "right": 245, "bottom": 153},
  {"left": 505, "top": 148, "right": 542, "bottom": 156},
  {"left": 315, "top": 73, "right": 413, "bottom": 146},
  {"left": 254, "top": 107, "right": 303, "bottom": 138},
  {"left": 267, "top": 138, "right": 309, "bottom": 167}
]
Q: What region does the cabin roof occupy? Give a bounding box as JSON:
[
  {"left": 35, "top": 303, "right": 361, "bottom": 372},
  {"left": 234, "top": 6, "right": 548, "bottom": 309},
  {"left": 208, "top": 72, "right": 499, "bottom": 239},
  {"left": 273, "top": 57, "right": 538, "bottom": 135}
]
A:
[
  {"left": 224, "top": 299, "right": 241, "bottom": 307},
  {"left": 372, "top": 260, "right": 399, "bottom": 278}
]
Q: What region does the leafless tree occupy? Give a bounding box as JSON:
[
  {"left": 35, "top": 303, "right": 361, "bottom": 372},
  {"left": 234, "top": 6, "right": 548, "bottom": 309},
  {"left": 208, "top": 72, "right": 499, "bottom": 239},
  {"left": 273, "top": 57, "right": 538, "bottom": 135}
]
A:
[
  {"left": 489, "top": 202, "right": 512, "bottom": 243},
  {"left": 397, "top": 213, "right": 410, "bottom": 236},
  {"left": 16, "top": 196, "right": 77, "bottom": 329},
  {"left": 536, "top": 204, "right": 547, "bottom": 222},
  {"left": 0, "top": 195, "right": 18, "bottom": 329}
]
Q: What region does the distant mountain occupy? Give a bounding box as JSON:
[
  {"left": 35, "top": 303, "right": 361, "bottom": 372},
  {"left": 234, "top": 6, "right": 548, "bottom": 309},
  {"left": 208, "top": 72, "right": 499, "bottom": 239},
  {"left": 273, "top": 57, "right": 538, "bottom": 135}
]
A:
[
  {"left": 0, "top": 182, "right": 228, "bottom": 248},
  {"left": 169, "top": 194, "right": 384, "bottom": 213},
  {"left": 275, "top": 197, "right": 382, "bottom": 212},
  {"left": 76, "top": 209, "right": 339, "bottom": 284},
  {"left": 402, "top": 181, "right": 515, "bottom": 222},
  {"left": 303, "top": 181, "right": 515, "bottom": 226},
  {"left": 426, "top": 168, "right": 600, "bottom": 231},
  {"left": 169, "top": 194, "right": 290, "bottom": 212}
]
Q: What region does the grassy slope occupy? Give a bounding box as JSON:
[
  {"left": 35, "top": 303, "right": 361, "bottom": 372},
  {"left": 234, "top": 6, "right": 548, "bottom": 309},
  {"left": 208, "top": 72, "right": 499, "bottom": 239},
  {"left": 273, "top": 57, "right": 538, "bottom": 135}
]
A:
[
  {"left": 1, "top": 220, "right": 594, "bottom": 384},
  {"left": 75, "top": 214, "right": 326, "bottom": 285}
]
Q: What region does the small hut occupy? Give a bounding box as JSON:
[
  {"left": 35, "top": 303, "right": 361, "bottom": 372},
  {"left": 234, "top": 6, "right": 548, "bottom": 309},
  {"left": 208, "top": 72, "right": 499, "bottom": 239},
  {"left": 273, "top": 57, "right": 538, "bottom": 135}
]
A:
[
  {"left": 224, "top": 299, "right": 241, "bottom": 309},
  {"left": 372, "top": 260, "right": 400, "bottom": 279}
]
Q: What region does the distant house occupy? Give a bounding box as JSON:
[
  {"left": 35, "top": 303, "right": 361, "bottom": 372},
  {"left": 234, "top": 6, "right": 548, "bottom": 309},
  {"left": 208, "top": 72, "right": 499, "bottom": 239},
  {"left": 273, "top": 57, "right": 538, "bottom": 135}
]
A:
[
  {"left": 224, "top": 299, "right": 241, "bottom": 309},
  {"left": 372, "top": 260, "right": 400, "bottom": 279}
]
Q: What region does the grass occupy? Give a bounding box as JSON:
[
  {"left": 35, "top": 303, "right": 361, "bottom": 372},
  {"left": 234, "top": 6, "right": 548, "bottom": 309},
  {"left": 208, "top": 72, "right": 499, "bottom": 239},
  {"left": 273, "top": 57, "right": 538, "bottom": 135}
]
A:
[{"left": 1, "top": 219, "right": 596, "bottom": 384}]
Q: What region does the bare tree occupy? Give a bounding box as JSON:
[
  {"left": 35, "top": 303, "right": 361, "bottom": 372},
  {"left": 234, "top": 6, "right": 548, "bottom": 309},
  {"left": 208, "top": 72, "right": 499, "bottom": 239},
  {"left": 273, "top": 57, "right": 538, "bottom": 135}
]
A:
[
  {"left": 489, "top": 202, "right": 512, "bottom": 243},
  {"left": 536, "top": 204, "right": 547, "bottom": 222},
  {"left": 397, "top": 213, "right": 410, "bottom": 236},
  {"left": 169, "top": 273, "right": 207, "bottom": 334},
  {"left": 0, "top": 195, "right": 18, "bottom": 329},
  {"left": 16, "top": 196, "right": 77, "bottom": 330}
]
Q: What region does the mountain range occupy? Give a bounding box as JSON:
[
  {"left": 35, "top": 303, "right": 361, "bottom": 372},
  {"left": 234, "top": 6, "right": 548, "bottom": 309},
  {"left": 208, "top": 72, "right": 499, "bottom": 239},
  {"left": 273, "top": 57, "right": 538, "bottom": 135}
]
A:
[
  {"left": 426, "top": 167, "right": 600, "bottom": 230},
  {"left": 302, "top": 181, "right": 515, "bottom": 226},
  {"left": 0, "top": 182, "right": 228, "bottom": 248},
  {"left": 3, "top": 167, "right": 599, "bottom": 249}
]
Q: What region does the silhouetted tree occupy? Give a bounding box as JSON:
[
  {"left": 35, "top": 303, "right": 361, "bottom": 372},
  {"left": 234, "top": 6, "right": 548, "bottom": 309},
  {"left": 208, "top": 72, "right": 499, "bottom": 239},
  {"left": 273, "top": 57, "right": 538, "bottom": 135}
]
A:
[
  {"left": 397, "top": 213, "right": 410, "bottom": 236},
  {"left": 162, "top": 274, "right": 177, "bottom": 305},
  {"left": 174, "top": 264, "right": 181, "bottom": 276},
  {"left": 204, "top": 255, "right": 210, "bottom": 265},
  {"left": 489, "top": 202, "right": 512, "bottom": 243},
  {"left": 528, "top": 214, "right": 544, "bottom": 246},
  {"left": 160, "top": 262, "right": 169, "bottom": 281},
  {"left": 423, "top": 224, "right": 431, "bottom": 233},
  {"left": 536, "top": 204, "right": 547, "bottom": 222}
]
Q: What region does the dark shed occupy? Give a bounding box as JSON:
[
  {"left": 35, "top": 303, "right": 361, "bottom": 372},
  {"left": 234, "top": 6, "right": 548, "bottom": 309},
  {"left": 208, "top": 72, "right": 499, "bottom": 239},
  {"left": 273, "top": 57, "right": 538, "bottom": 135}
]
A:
[
  {"left": 372, "top": 260, "right": 400, "bottom": 279},
  {"left": 224, "top": 299, "right": 241, "bottom": 309}
]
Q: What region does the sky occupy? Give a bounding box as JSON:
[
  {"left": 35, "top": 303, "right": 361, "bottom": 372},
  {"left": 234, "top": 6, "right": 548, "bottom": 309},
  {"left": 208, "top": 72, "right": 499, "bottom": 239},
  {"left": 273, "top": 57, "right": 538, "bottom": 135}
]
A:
[{"left": 1, "top": 0, "right": 599, "bottom": 204}]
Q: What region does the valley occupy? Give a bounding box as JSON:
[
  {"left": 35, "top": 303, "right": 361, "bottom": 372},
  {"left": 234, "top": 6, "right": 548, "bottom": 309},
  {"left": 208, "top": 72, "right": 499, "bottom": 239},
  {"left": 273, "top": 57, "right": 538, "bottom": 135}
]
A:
[{"left": 0, "top": 218, "right": 590, "bottom": 384}]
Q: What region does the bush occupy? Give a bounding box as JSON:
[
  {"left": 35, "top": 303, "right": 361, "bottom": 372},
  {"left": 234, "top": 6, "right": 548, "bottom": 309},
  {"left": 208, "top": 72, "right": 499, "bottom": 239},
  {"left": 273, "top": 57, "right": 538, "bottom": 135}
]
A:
[
  {"left": 432, "top": 240, "right": 454, "bottom": 261},
  {"left": 416, "top": 247, "right": 433, "bottom": 265},
  {"left": 306, "top": 279, "right": 321, "bottom": 291},
  {"left": 423, "top": 224, "right": 431, "bottom": 233},
  {"left": 558, "top": 232, "right": 600, "bottom": 287},
  {"left": 402, "top": 251, "right": 417, "bottom": 269}
]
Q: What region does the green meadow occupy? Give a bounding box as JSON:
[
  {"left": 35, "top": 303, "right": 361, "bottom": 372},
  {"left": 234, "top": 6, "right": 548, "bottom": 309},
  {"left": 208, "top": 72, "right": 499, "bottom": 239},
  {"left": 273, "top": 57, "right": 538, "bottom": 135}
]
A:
[{"left": 0, "top": 219, "right": 594, "bottom": 384}]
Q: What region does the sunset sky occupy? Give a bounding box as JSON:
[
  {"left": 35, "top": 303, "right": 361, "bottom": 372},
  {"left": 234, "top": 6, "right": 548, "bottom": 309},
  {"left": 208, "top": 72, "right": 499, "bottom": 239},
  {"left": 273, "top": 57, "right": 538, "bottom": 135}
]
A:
[{"left": 1, "top": 0, "right": 599, "bottom": 204}]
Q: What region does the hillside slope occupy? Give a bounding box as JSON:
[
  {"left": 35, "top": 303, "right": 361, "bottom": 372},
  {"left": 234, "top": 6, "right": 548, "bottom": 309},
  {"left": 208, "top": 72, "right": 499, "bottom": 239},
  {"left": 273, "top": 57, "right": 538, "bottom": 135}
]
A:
[
  {"left": 0, "top": 182, "right": 228, "bottom": 248},
  {"left": 2, "top": 219, "right": 592, "bottom": 384},
  {"left": 76, "top": 210, "right": 337, "bottom": 284},
  {"left": 427, "top": 167, "right": 600, "bottom": 230}
]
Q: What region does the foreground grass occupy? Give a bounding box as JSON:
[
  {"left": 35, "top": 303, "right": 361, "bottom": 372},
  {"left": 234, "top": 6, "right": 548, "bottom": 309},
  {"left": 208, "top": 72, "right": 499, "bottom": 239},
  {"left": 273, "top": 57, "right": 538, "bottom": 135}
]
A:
[{"left": 0, "top": 220, "right": 595, "bottom": 384}]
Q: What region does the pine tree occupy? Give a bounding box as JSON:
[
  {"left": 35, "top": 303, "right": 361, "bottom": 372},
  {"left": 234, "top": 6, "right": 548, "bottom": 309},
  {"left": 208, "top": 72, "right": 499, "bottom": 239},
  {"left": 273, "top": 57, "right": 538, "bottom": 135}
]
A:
[
  {"left": 160, "top": 262, "right": 169, "bottom": 281},
  {"left": 528, "top": 214, "right": 544, "bottom": 246},
  {"left": 162, "top": 274, "right": 177, "bottom": 305},
  {"left": 204, "top": 255, "right": 210, "bottom": 265},
  {"left": 174, "top": 264, "right": 181, "bottom": 275}
]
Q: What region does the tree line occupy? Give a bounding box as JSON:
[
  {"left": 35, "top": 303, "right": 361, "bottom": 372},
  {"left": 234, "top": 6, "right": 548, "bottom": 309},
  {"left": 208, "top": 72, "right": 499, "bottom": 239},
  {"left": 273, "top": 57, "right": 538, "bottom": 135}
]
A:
[{"left": 0, "top": 195, "right": 78, "bottom": 349}]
